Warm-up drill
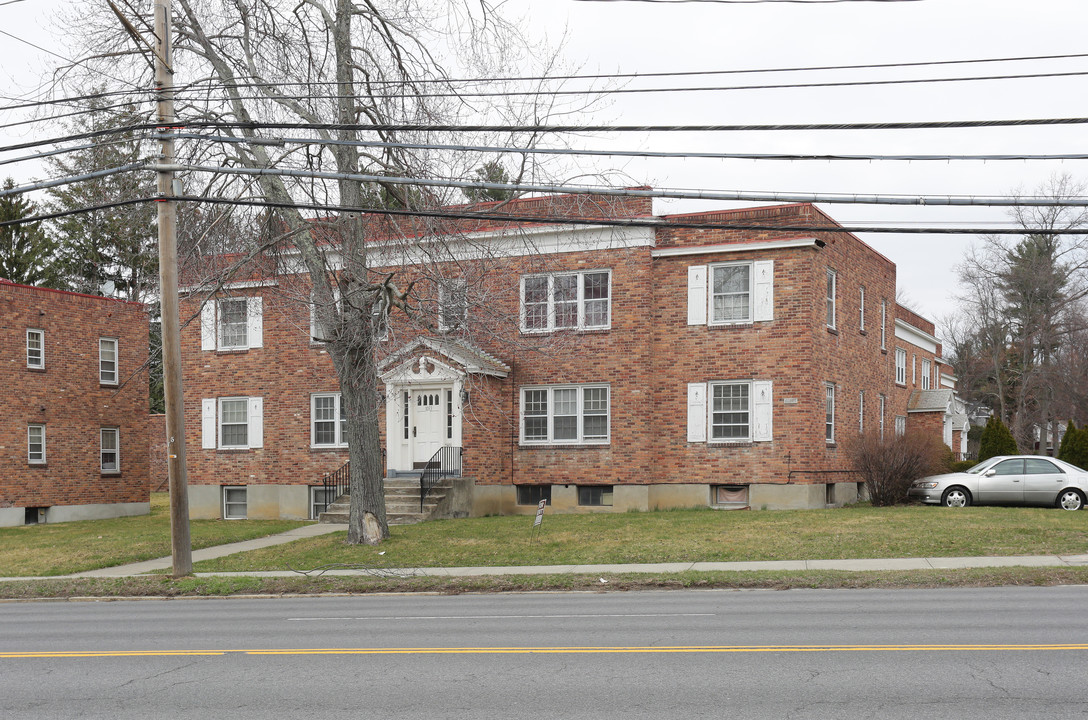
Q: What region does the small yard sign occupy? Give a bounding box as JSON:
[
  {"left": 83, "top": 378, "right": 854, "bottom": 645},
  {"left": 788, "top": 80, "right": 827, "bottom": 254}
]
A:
[{"left": 530, "top": 499, "right": 546, "bottom": 546}]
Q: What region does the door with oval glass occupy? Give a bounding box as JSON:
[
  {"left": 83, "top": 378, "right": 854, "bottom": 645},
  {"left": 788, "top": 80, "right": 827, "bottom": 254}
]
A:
[{"left": 411, "top": 389, "right": 446, "bottom": 466}]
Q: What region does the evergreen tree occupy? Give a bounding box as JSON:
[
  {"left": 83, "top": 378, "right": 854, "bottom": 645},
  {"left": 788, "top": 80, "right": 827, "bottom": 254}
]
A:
[
  {"left": 1066, "top": 424, "right": 1088, "bottom": 470},
  {"left": 46, "top": 96, "right": 158, "bottom": 303},
  {"left": 0, "top": 178, "right": 66, "bottom": 288},
  {"left": 464, "top": 161, "right": 516, "bottom": 203},
  {"left": 978, "top": 415, "right": 1019, "bottom": 461},
  {"left": 1057, "top": 420, "right": 1077, "bottom": 462}
]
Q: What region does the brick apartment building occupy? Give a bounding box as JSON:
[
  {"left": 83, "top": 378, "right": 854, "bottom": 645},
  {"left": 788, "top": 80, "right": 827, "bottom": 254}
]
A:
[
  {"left": 0, "top": 280, "right": 150, "bottom": 526},
  {"left": 179, "top": 195, "right": 959, "bottom": 520}
]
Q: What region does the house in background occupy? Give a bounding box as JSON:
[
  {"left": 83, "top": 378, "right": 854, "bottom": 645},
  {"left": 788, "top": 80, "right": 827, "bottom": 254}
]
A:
[
  {"left": 178, "top": 194, "right": 958, "bottom": 520},
  {"left": 0, "top": 280, "right": 150, "bottom": 526}
]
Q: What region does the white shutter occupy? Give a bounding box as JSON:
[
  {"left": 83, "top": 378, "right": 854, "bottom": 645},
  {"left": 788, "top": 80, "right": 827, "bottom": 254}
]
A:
[
  {"left": 687, "top": 383, "right": 707, "bottom": 442},
  {"left": 248, "top": 296, "right": 263, "bottom": 348},
  {"left": 200, "top": 303, "right": 216, "bottom": 351},
  {"left": 248, "top": 396, "right": 264, "bottom": 448},
  {"left": 753, "top": 260, "right": 774, "bottom": 322},
  {"left": 687, "top": 266, "right": 707, "bottom": 325},
  {"left": 201, "top": 398, "right": 216, "bottom": 449},
  {"left": 752, "top": 380, "right": 773, "bottom": 442}
]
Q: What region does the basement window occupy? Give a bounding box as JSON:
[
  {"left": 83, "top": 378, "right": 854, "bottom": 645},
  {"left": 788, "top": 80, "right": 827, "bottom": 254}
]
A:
[
  {"left": 310, "top": 486, "right": 336, "bottom": 519},
  {"left": 223, "top": 486, "right": 248, "bottom": 519},
  {"left": 577, "top": 485, "right": 613, "bottom": 507},
  {"left": 713, "top": 485, "right": 749, "bottom": 508},
  {"left": 517, "top": 485, "right": 552, "bottom": 506}
]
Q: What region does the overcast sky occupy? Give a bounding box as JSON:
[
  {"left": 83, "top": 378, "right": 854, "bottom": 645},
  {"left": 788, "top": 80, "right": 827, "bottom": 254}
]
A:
[{"left": 4, "top": 0, "right": 1088, "bottom": 332}]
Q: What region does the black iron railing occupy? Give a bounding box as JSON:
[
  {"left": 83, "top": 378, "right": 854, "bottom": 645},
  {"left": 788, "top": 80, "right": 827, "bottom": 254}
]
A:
[
  {"left": 319, "top": 460, "right": 350, "bottom": 516},
  {"left": 420, "top": 446, "right": 462, "bottom": 511}
]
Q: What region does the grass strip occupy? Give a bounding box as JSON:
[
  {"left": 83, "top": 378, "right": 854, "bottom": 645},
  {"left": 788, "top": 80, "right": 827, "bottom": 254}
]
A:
[
  {"left": 3, "top": 566, "right": 1088, "bottom": 600},
  {"left": 190, "top": 504, "right": 1088, "bottom": 573}
]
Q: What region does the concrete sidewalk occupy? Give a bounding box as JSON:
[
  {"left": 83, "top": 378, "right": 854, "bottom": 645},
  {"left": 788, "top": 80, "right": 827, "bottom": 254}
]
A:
[
  {"left": 4, "top": 522, "right": 1088, "bottom": 582},
  {"left": 69, "top": 523, "right": 349, "bottom": 578}
]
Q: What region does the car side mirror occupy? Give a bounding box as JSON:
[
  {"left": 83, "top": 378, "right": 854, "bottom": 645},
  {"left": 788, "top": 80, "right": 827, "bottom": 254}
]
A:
[{"left": 984, "top": 469, "right": 996, "bottom": 477}]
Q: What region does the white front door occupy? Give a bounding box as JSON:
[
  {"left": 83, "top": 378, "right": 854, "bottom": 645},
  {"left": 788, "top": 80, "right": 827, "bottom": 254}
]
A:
[{"left": 412, "top": 389, "right": 446, "bottom": 465}]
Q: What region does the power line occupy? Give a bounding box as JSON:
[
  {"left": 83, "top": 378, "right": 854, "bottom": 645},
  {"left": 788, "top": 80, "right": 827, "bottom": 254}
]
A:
[
  {"left": 162, "top": 131, "right": 1088, "bottom": 163},
  {"left": 144, "top": 69, "right": 1088, "bottom": 103},
  {"left": 8, "top": 115, "right": 1088, "bottom": 156},
  {"left": 6, "top": 51, "right": 1088, "bottom": 113},
  {"left": 0, "top": 29, "right": 145, "bottom": 93},
  {"left": 3, "top": 192, "right": 1082, "bottom": 236},
  {"left": 161, "top": 162, "right": 1088, "bottom": 208}
]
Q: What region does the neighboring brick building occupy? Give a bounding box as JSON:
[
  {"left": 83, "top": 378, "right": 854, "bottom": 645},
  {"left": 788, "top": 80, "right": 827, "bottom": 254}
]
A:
[
  {"left": 0, "top": 280, "right": 150, "bottom": 526},
  {"left": 179, "top": 195, "right": 958, "bottom": 519}
]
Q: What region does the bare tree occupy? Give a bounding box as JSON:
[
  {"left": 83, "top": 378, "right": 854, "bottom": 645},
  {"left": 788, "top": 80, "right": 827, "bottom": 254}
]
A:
[
  {"left": 56, "top": 0, "right": 607, "bottom": 544},
  {"left": 951, "top": 174, "right": 1088, "bottom": 451}
]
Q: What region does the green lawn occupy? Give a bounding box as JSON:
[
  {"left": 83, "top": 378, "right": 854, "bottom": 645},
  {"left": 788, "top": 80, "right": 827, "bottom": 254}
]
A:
[
  {"left": 190, "top": 504, "right": 1088, "bottom": 573},
  {"left": 0, "top": 494, "right": 309, "bottom": 577}
]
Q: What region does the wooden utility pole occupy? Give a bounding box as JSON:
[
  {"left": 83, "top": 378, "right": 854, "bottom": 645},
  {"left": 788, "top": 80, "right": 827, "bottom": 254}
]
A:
[{"left": 153, "top": 0, "right": 192, "bottom": 576}]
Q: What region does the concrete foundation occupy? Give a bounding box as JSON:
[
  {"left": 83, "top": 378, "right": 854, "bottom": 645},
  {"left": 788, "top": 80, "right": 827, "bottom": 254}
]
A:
[
  {"left": 185, "top": 480, "right": 864, "bottom": 520},
  {"left": 0, "top": 502, "right": 150, "bottom": 527},
  {"left": 187, "top": 484, "right": 312, "bottom": 520}
]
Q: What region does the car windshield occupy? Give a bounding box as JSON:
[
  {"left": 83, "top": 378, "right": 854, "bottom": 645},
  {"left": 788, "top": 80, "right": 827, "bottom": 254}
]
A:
[{"left": 964, "top": 460, "right": 996, "bottom": 474}]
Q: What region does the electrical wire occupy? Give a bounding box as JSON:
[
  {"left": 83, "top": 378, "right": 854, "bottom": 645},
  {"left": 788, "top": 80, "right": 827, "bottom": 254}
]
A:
[
  {"left": 6, "top": 51, "right": 1088, "bottom": 113},
  {"left": 4, "top": 192, "right": 1084, "bottom": 235},
  {"left": 8, "top": 115, "right": 1088, "bottom": 156},
  {"left": 161, "top": 161, "right": 1088, "bottom": 208},
  {"left": 160, "top": 130, "right": 1088, "bottom": 163},
  {"left": 146, "top": 68, "right": 1088, "bottom": 103}
]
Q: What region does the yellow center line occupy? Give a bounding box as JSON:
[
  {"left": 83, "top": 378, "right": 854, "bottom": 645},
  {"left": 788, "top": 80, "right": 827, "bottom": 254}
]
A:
[{"left": 3, "top": 644, "right": 1088, "bottom": 659}]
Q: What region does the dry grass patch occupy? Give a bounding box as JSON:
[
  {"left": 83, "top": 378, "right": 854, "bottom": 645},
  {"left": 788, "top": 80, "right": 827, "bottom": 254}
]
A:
[{"left": 0, "top": 494, "right": 309, "bottom": 577}]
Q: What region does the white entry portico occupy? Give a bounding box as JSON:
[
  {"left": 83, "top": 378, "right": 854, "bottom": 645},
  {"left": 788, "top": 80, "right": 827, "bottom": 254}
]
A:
[{"left": 379, "top": 337, "right": 510, "bottom": 473}]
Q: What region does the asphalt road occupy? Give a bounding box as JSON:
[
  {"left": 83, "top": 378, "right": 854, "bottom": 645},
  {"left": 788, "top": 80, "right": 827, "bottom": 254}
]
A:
[{"left": 2, "top": 587, "right": 1087, "bottom": 719}]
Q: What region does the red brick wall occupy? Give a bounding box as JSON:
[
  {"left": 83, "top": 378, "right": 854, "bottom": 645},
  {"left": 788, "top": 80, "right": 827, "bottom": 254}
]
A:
[
  {"left": 0, "top": 281, "right": 150, "bottom": 509},
  {"left": 179, "top": 200, "right": 947, "bottom": 496}
]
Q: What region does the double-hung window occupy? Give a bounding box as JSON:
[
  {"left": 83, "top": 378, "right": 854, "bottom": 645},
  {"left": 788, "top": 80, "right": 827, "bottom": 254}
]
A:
[
  {"left": 438, "top": 278, "right": 468, "bottom": 332},
  {"left": 520, "top": 384, "right": 609, "bottom": 445},
  {"left": 895, "top": 416, "right": 907, "bottom": 436},
  {"left": 28, "top": 424, "right": 45, "bottom": 464},
  {"left": 521, "top": 270, "right": 610, "bottom": 332},
  {"left": 826, "top": 269, "right": 837, "bottom": 329},
  {"left": 711, "top": 382, "right": 751, "bottom": 441},
  {"left": 825, "top": 383, "right": 836, "bottom": 444},
  {"left": 101, "top": 428, "right": 120, "bottom": 473},
  {"left": 202, "top": 397, "right": 264, "bottom": 450},
  {"left": 711, "top": 264, "right": 752, "bottom": 323},
  {"left": 201, "top": 296, "right": 263, "bottom": 351},
  {"left": 688, "top": 380, "right": 773, "bottom": 443},
  {"left": 27, "top": 329, "right": 44, "bottom": 369},
  {"left": 880, "top": 300, "right": 887, "bottom": 350},
  {"left": 895, "top": 348, "right": 907, "bottom": 385},
  {"left": 921, "top": 359, "right": 932, "bottom": 390},
  {"left": 688, "top": 261, "right": 773, "bottom": 325},
  {"left": 859, "top": 286, "right": 866, "bottom": 331},
  {"left": 99, "top": 338, "right": 118, "bottom": 385},
  {"left": 311, "top": 393, "right": 347, "bottom": 447}
]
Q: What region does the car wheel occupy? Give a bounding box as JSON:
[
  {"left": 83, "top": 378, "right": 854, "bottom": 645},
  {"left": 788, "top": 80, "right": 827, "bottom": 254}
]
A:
[
  {"left": 1058, "top": 489, "right": 1085, "bottom": 511},
  {"left": 942, "top": 487, "right": 971, "bottom": 508}
]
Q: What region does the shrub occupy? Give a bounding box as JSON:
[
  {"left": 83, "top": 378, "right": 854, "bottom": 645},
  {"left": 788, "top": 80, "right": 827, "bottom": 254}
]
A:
[
  {"left": 1065, "top": 424, "right": 1088, "bottom": 471},
  {"left": 1057, "top": 420, "right": 1077, "bottom": 464},
  {"left": 978, "top": 415, "right": 1018, "bottom": 461},
  {"left": 845, "top": 431, "right": 944, "bottom": 506}
]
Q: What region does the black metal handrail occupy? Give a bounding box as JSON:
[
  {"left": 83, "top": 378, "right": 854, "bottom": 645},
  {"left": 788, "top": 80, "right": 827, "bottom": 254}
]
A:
[
  {"left": 319, "top": 460, "right": 350, "bottom": 516},
  {"left": 420, "top": 446, "right": 462, "bottom": 511}
]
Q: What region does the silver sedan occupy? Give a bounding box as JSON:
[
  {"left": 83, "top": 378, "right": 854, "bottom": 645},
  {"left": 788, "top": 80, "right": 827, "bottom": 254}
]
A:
[{"left": 908, "top": 455, "right": 1088, "bottom": 510}]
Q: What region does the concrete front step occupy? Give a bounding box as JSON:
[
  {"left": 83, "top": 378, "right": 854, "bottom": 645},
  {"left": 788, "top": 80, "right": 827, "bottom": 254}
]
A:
[{"left": 318, "top": 478, "right": 453, "bottom": 525}]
